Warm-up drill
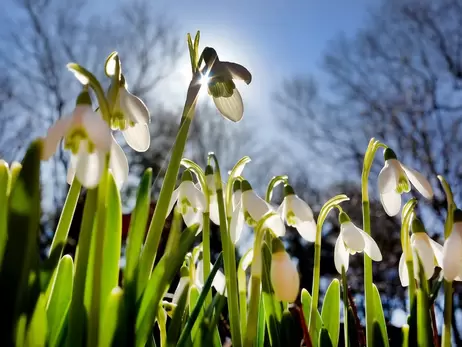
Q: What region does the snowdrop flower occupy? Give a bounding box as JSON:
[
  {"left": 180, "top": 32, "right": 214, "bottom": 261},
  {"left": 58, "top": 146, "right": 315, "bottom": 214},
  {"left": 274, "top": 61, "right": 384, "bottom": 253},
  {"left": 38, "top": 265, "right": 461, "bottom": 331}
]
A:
[
  {"left": 442, "top": 209, "right": 462, "bottom": 282},
  {"left": 378, "top": 148, "right": 433, "bottom": 216},
  {"left": 334, "top": 212, "right": 382, "bottom": 274},
  {"left": 111, "top": 76, "right": 150, "bottom": 152},
  {"left": 270, "top": 238, "right": 300, "bottom": 302},
  {"left": 230, "top": 180, "right": 285, "bottom": 244},
  {"left": 201, "top": 47, "right": 252, "bottom": 122},
  {"left": 278, "top": 184, "right": 317, "bottom": 242},
  {"left": 42, "top": 91, "right": 111, "bottom": 189},
  {"left": 167, "top": 170, "right": 206, "bottom": 231},
  {"left": 398, "top": 219, "right": 443, "bottom": 286}
]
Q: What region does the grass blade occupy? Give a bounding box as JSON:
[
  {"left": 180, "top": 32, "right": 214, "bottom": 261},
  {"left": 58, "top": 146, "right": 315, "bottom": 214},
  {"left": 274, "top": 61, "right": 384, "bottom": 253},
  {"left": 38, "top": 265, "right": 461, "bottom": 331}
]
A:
[
  {"left": 371, "top": 284, "right": 389, "bottom": 347},
  {"left": 321, "top": 279, "right": 340, "bottom": 347},
  {"left": 99, "top": 287, "right": 126, "bottom": 347}
]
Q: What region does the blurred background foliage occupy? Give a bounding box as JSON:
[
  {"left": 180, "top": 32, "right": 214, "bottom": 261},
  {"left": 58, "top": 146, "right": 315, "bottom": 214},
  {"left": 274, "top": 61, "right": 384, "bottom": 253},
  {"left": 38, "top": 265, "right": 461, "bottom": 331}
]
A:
[{"left": 1, "top": 0, "right": 462, "bottom": 341}]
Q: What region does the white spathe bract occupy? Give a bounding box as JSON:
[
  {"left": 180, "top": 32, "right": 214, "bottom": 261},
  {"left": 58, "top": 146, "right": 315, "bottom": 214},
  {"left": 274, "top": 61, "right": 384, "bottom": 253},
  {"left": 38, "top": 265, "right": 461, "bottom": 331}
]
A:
[
  {"left": 115, "top": 87, "right": 151, "bottom": 152},
  {"left": 398, "top": 233, "right": 443, "bottom": 286},
  {"left": 270, "top": 251, "right": 300, "bottom": 302},
  {"left": 42, "top": 105, "right": 111, "bottom": 189},
  {"left": 378, "top": 158, "right": 433, "bottom": 216},
  {"left": 168, "top": 180, "right": 206, "bottom": 231},
  {"left": 442, "top": 222, "right": 462, "bottom": 282},
  {"left": 334, "top": 221, "right": 382, "bottom": 274},
  {"left": 278, "top": 193, "right": 316, "bottom": 242}
]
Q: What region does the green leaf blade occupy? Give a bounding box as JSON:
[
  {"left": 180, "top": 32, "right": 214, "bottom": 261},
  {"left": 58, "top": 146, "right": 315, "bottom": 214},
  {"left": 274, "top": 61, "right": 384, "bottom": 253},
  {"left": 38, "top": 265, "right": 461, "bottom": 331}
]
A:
[{"left": 321, "top": 279, "right": 340, "bottom": 347}]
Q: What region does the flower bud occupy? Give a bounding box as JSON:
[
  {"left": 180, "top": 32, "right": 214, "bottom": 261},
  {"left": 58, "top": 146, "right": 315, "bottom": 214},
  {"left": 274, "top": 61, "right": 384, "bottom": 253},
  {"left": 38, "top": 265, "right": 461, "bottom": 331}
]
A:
[{"left": 270, "top": 239, "right": 300, "bottom": 302}]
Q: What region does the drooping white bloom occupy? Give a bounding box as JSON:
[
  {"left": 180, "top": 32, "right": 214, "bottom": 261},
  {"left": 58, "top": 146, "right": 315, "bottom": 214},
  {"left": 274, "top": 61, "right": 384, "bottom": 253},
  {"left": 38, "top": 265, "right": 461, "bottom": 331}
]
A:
[
  {"left": 378, "top": 148, "right": 433, "bottom": 216},
  {"left": 201, "top": 47, "right": 252, "bottom": 122},
  {"left": 278, "top": 184, "right": 317, "bottom": 242},
  {"left": 42, "top": 99, "right": 112, "bottom": 189},
  {"left": 168, "top": 170, "right": 206, "bottom": 231},
  {"left": 230, "top": 180, "right": 285, "bottom": 244},
  {"left": 334, "top": 213, "right": 382, "bottom": 274},
  {"left": 270, "top": 250, "right": 300, "bottom": 302},
  {"left": 398, "top": 231, "right": 443, "bottom": 287},
  {"left": 442, "top": 211, "right": 462, "bottom": 282}
]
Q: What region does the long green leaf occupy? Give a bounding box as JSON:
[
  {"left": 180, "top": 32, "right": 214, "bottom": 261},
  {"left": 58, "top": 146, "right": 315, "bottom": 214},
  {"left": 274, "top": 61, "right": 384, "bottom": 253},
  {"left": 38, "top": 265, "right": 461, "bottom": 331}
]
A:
[
  {"left": 371, "top": 284, "right": 389, "bottom": 347},
  {"left": 25, "top": 294, "right": 47, "bottom": 347},
  {"left": 99, "top": 287, "right": 126, "bottom": 347},
  {"left": 100, "top": 172, "right": 122, "bottom": 321},
  {"left": 167, "top": 281, "right": 190, "bottom": 346},
  {"left": 47, "top": 255, "right": 74, "bottom": 347},
  {"left": 301, "top": 288, "right": 323, "bottom": 343},
  {"left": 0, "top": 140, "right": 41, "bottom": 345},
  {"left": 319, "top": 327, "right": 334, "bottom": 347},
  {"left": 321, "top": 279, "right": 340, "bottom": 347},
  {"left": 177, "top": 253, "right": 224, "bottom": 347},
  {"left": 125, "top": 168, "right": 152, "bottom": 293}
]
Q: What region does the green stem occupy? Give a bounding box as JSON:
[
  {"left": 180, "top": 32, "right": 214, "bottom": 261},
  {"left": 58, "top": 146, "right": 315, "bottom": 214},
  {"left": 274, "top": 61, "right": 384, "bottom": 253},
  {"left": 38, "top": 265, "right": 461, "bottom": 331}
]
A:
[
  {"left": 88, "top": 163, "right": 109, "bottom": 346},
  {"left": 309, "top": 241, "right": 321, "bottom": 340},
  {"left": 341, "top": 267, "right": 349, "bottom": 347},
  {"left": 49, "top": 178, "right": 81, "bottom": 257},
  {"left": 406, "top": 260, "right": 416, "bottom": 309},
  {"left": 137, "top": 86, "right": 198, "bottom": 298},
  {"left": 442, "top": 281, "right": 453, "bottom": 347},
  {"left": 244, "top": 229, "right": 264, "bottom": 347},
  {"left": 202, "top": 212, "right": 211, "bottom": 305},
  {"left": 361, "top": 138, "right": 381, "bottom": 347}
]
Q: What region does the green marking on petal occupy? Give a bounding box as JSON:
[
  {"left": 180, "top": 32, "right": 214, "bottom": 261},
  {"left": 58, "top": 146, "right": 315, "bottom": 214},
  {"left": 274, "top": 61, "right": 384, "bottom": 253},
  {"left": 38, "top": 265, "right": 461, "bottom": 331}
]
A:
[
  {"left": 244, "top": 210, "right": 257, "bottom": 227},
  {"left": 396, "top": 174, "right": 410, "bottom": 194},
  {"left": 286, "top": 211, "right": 296, "bottom": 225}
]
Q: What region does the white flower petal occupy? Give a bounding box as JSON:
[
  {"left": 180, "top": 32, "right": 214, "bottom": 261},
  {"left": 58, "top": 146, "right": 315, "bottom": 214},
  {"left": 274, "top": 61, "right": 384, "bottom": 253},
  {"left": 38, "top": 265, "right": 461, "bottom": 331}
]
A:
[
  {"left": 428, "top": 238, "right": 443, "bottom": 267},
  {"left": 341, "top": 222, "right": 365, "bottom": 253},
  {"left": 442, "top": 223, "right": 462, "bottom": 281},
  {"left": 242, "top": 190, "right": 271, "bottom": 223},
  {"left": 181, "top": 181, "right": 206, "bottom": 211},
  {"left": 167, "top": 188, "right": 180, "bottom": 217},
  {"left": 378, "top": 160, "right": 399, "bottom": 194},
  {"left": 212, "top": 269, "right": 227, "bottom": 296},
  {"left": 287, "top": 195, "right": 314, "bottom": 222},
  {"left": 401, "top": 164, "right": 434, "bottom": 199},
  {"left": 42, "top": 118, "right": 72, "bottom": 160},
  {"left": 109, "top": 136, "right": 128, "bottom": 189},
  {"left": 357, "top": 228, "right": 382, "bottom": 261},
  {"left": 82, "top": 109, "right": 112, "bottom": 152},
  {"left": 230, "top": 203, "right": 244, "bottom": 244},
  {"left": 295, "top": 220, "right": 317, "bottom": 242},
  {"left": 182, "top": 209, "right": 203, "bottom": 232},
  {"left": 172, "top": 277, "right": 189, "bottom": 305},
  {"left": 217, "top": 61, "right": 252, "bottom": 84},
  {"left": 411, "top": 233, "right": 436, "bottom": 280},
  {"left": 213, "top": 88, "right": 244, "bottom": 122},
  {"left": 277, "top": 201, "right": 286, "bottom": 221},
  {"left": 263, "top": 213, "right": 286, "bottom": 237},
  {"left": 270, "top": 252, "right": 299, "bottom": 302},
  {"left": 209, "top": 195, "right": 220, "bottom": 225},
  {"left": 119, "top": 88, "right": 150, "bottom": 124},
  {"left": 122, "top": 123, "right": 150, "bottom": 152},
  {"left": 75, "top": 144, "right": 105, "bottom": 189},
  {"left": 232, "top": 190, "right": 242, "bottom": 211},
  {"left": 66, "top": 156, "right": 77, "bottom": 185},
  {"left": 380, "top": 189, "right": 402, "bottom": 217},
  {"left": 398, "top": 253, "right": 409, "bottom": 287},
  {"left": 334, "top": 233, "right": 350, "bottom": 274}
]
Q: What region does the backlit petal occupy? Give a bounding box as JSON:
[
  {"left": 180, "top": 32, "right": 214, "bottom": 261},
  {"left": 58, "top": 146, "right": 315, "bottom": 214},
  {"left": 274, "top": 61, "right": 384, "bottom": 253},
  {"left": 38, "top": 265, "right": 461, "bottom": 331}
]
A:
[
  {"left": 119, "top": 88, "right": 150, "bottom": 124},
  {"left": 83, "top": 109, "right": 112, "bottom": 152},
  {"left": 334, "top": 233, "right": 350, "bottom": 274},
  {"left": 341, "top": 222, "right": 365, "bottom": 253},
  {"left": 66, "top": 155, "right": 77, "bottom": 185},
  {"left": 42, "top": 118, "right": 72, "bottom": 160},
  {"left": 109, "top": 136, "right": 128, "bottom": 189},
  {"left": 218, "top": 62, "right": 252, "bottom": 84},
  {"left": 181, "top": 181, "right": 206, "bottom": 211},
  {"left": 428, "top": 238, "right": 443, "bottom": 267},
  {"left": 242, "top": 190, "right": 271, "bottom": 223},
  {"left": 172, "top": 277, "right": 189, "bottom": 304},
  {"left": 357, "top": 227, "right": 382, "bottom": 261},
  {"left": 122, "top": 123, "right": 150, "bottom": 152},
  {"left": 295, "top": 220, "right": 317, "bottom": 242},
  {"left": 182, "top": 209, "right": 203, "bottom": 231},
  {"left": 411, "top": 233, "right": 436, "bottom": 279},
  {"left": 398, "top": 253, "right": 409, "bottom": 287},
  {"left": 213, "top": 88, "right": 244, "bottom": 122},
  {"left": 230, "top": 203, "right": 245, "bottom": 244},
  {"left": 442, "top": 223, "right": 462, "bottom": 281},
  {"left": 167, "top": 188, "right": 180, "bottom": 217},
  {"left": 380, "top": 189, "right": 401, "bottom": 216},
  {"left": 75, "top": 144, "right": 105, "bottom": 189},
  {"left": 209, "top": 194, "right": 220, "bottom": 225},
  {"left": 378, "top": 160, "right": 399, "bottom": 194},
  {"left": 264, "top": 213, "right": 286, "bottom": 237},
  {"left": 287, "top": 194, "right": 314, "bottom": 222},
  {"left": 401, "top": 164, "right": 433, "bottom": 199}
]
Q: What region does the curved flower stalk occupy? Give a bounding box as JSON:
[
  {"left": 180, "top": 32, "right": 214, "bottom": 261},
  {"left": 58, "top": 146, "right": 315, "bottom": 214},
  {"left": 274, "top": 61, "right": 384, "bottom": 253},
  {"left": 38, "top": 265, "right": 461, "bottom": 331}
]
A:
[
  {"left": 105, "top": 55, "right": 151, "bottom": 152},
  {"left": 270, "top": 237, "right": 300, "bottom": 302},
  {"left": 398, "top": 219, "right": 443, "bottom": 287},
  {"left": 378, "top": 148, "right": 433, "bottom": 216},
  {"left": 201, "top": 47, "right": 252, "bottom": 122},
  {"left": 278, "top": 184, "right": 317, "bottom": 242},
  {"left": 230, "top": 180, "right": 285, "bottom": 244},
  {"left": 42, "top": 91, "right": 112, "bottom": 189},
  {"left": 442, "top": 209, "right": 462, "bottom": 281},
  {"left": 334, "top": 212, "right": 382, "bottom": 274},
  {"left": 167, "top": 170, "right": 206, "bottom": 231}
]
